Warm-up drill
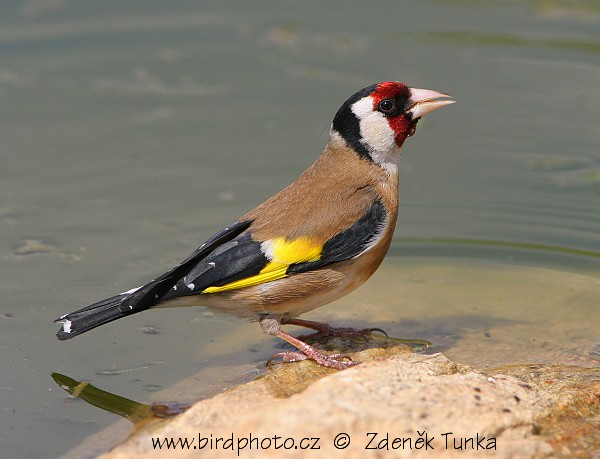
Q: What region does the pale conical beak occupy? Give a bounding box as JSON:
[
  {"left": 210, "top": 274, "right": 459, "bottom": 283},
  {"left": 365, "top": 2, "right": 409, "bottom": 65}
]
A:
[{"left": 408, "top": 88, "right": 455, "bottom": 119}]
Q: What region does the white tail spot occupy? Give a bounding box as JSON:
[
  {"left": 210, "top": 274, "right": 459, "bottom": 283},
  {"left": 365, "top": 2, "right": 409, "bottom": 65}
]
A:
[{"left": 62, "top": 320, "right": 72, "bottom": 334}]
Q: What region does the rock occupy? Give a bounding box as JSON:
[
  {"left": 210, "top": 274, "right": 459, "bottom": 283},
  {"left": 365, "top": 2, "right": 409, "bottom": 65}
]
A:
[{"left": 95, "top": 344, "right": 599, "bottom": 459}]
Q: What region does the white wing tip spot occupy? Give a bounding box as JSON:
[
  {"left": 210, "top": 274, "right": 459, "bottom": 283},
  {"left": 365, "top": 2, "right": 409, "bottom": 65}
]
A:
[
  {"left": 121, "top": 286, "right": 142, "bottom": 295},
  {"left": 62, "top": 320, "right": 72, "bottom": 334},
  {"left": 187, "top": 283, "right": 195, "bottom": 291}
]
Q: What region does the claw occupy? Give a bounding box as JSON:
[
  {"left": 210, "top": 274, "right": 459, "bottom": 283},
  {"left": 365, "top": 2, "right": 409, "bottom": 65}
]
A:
[
  {"left": 267, "top": 350, "right": 357, "bottom": 370},
  {"left": 260, "top": 316, "right": 369, "bottom": 370},
  {"left": 369, "top": 327, "right": 389, "bottom": 338},
  {"left": 266, "top": 351, "right": 307, "bottom": 366}
]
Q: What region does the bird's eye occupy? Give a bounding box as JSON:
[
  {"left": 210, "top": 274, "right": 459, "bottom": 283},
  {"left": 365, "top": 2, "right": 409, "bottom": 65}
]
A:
[{"left": 378, "top": 99, "right": 396, "bottom": 115}]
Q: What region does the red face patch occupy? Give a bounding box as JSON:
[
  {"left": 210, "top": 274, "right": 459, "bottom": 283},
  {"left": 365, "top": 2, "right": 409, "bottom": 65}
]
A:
[
  {"left": 371, "top": 81, "right": 410, "bottom": 104},
  {"left": 371, "top": 82, "right": 413, "bottom": 147}
]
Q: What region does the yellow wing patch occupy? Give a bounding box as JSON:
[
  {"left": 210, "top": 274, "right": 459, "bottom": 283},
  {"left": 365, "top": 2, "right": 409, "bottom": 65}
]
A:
[
  {"left": 202, "top": 237, "right": 322, "bottom": 294},
  {"left": 266, "top": 236, "right": 323, "bottom": 264}
]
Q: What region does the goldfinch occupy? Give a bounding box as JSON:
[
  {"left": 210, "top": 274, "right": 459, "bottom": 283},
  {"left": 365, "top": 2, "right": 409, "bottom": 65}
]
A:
[{"left": 55, "top": 82, "right": 454, "bottom": 369}]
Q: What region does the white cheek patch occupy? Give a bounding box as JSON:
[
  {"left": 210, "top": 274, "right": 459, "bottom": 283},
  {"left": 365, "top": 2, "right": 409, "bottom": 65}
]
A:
[
  {"left": 351, "top": 97, "right": 397, "bottom": 157},
  {"left": 350, "top": 97, "right": 401, "bottom": 174}
]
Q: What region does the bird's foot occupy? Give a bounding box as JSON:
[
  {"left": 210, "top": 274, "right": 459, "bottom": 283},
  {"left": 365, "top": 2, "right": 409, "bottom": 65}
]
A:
[
  {"left": 267, "top": 350, "right": 358, "bottom": 370},
  {"left": 284, "top": 317, "right": 387, "bottom": 342},
  {"left": 260, "top": 320, "right": 360, "bottom": 369}
]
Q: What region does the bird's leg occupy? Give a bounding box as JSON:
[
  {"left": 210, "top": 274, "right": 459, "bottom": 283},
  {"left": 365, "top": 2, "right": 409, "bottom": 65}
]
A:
[
  {"left": 283, "top": 317, "right": 387, "bottom": 342},
  {"left": 259, "top": 315, "right": 358, "bottom": 370}
]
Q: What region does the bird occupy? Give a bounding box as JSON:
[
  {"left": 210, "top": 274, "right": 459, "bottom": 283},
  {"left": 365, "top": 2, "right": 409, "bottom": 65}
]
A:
[{"left": 55, "top": 81, "right": 454, "bottom": 369}]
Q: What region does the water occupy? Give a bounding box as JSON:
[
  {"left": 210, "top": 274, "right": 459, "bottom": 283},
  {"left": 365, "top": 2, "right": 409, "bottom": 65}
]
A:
[{"left": 1, "top": 1, "right": 599, "bottom": 457}]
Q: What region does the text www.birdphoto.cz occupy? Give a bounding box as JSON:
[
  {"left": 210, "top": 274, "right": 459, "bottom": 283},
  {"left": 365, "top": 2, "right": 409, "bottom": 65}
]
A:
[{"left": 150, "top": 431, "right": 497, "bottom": 453}]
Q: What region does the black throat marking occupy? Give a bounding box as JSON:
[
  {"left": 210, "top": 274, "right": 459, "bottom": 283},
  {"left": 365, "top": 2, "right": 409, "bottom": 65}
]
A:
[{"left": 331, "top": 84, "right": 378, "bottom": 162}]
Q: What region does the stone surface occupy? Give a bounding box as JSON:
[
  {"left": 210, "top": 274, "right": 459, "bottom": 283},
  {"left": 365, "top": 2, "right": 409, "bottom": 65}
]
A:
[{"left": 94, "top": 344, "right": 600, "bottom": 459}]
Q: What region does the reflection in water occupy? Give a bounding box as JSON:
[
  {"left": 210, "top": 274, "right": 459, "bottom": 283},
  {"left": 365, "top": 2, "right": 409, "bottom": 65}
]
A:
[
  {"left": 51, "top": 334, "right": 430, "bottom": 422},
  {"left": 51, "top": 373, "right": 190, "bottom": 426}
]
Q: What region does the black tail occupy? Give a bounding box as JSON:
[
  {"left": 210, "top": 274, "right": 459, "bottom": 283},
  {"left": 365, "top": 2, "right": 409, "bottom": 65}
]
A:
[
  {"left": 54, "top": 220, "right": 253, "bottom": 341},
  {"left": 54, "top": 294, "right": 131, "bottom": 340}
]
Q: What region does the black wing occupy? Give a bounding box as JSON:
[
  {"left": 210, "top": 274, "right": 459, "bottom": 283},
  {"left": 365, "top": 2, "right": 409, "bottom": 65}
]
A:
[
  {"left": 163, "top": 199, "right": 388, "bottom": 298},
  {"left": 287, "top": 199, "right": 387, "bottom": 274},
  {"left": 118, "top": 219, "right": 252, "bottom": 312}
]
